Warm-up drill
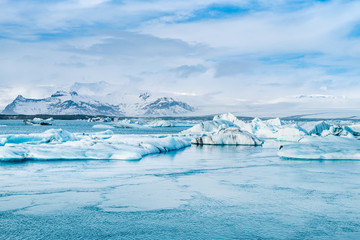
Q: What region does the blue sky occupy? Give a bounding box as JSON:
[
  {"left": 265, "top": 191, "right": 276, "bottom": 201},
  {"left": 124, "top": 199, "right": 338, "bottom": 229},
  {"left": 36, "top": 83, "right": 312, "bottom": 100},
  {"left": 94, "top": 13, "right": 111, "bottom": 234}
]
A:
[{"left": 0, "top": 0, "right": 360, "bottom": 116}]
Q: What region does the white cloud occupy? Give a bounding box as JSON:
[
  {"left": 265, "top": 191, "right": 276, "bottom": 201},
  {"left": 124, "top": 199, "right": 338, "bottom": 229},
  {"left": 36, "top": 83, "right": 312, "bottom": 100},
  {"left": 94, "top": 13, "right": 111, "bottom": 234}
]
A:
[{"left": 1, "top": 0, "right": 360, "bottom": 116}]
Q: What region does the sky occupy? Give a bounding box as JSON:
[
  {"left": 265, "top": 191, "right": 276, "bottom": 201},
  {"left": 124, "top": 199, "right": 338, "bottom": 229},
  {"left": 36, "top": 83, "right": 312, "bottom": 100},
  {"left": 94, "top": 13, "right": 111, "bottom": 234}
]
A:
[{"left": 1, "top": 0, "right": 360, "bottom": 117}]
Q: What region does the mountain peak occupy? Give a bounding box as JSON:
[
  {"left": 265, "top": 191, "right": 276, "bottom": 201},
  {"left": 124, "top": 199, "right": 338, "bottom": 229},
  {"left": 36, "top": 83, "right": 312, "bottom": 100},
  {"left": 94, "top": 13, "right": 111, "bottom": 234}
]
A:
[{"left": 15, "top": 95, "right": 25, "bottom": 101}]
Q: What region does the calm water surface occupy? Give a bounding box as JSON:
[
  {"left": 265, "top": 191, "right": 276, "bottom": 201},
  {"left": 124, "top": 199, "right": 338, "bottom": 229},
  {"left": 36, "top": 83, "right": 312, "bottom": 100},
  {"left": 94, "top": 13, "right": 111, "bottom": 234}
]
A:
[{"left": 0, "top": 120, "right": 360, "bottom": 239}]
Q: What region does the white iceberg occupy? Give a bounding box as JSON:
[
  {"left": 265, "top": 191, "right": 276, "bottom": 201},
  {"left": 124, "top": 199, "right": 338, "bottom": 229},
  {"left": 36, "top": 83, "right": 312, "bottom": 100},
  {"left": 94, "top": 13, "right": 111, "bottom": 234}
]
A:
[
  {"left": 278, "top": 135, "right": 360, "bottom": 160},
  {"left": 0, "top": 129, "right": 190, "bottom": 161},
  {"left": 273, "top": 124, "right": 308, "bottom": 142},
  {"left": 113, "top": 119, "right": 147, "bottom": 129},
  {"left": 145, "top": 120, "right": 196, "bottom": 128},
  {"left": 93, "top": 124, "right": 115, "bottom": 129},
  {"left": 0, "top": 129, "right": 77, "bottom": 146},
  {"left": 181, "top": 120, "right": 238, "bottom": 135},
  {"left": 213, "top": 112, "right": 248, "bottom": 129},
  {"left": 191, "top": 127, "right": 263, "bottom": 146},
  {"left": 146, "top": 120, "right": 176, "bottom": 127},
  {"left": 183, "top": 113, "right": 308, "bottom": 142},
  {"left": 309, "top": 121, "right": 330, "bottom": 136}
]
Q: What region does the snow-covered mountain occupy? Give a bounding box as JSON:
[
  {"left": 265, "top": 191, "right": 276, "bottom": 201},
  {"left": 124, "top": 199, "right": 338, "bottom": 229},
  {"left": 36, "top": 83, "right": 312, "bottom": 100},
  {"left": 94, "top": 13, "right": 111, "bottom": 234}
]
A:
[
  {"left": 2, "top": 91, "right": 123, "bottom": 116},
  {"left": 1, "top": 91, "right": 195, "bottom": 116},
  {"left": 139, "top": 97, "right": 194, "bottom": 116}
]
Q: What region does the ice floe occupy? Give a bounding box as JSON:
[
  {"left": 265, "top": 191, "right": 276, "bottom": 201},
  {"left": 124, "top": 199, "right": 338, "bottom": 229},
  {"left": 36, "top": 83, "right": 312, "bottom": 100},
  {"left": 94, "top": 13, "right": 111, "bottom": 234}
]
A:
[
  {"left": 0, "top": 129, "right": 190, "bottom": 161},
  {"left": 278, "top": 135, "right": 360, "bottom": 160},
  {"left": 93, "top": 124, "right": 115, "bottom": 129},
  {"left": 113, "top": 119, "right": 147, "bottom": 129},
  {"left": 191, "top": 127, "right": 263, "bottom": 146},
  {"left": 181, "top": 120, "right": 238, "bottom": 135}
]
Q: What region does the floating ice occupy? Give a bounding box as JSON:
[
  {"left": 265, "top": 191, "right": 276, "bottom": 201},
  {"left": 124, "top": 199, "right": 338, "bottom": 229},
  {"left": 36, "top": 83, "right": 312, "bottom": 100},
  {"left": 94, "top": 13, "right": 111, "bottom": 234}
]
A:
[
  {"left": 184, "top": 113, "right": 309, "bottom": 141},
  {"left": 113, "top": 119, "right": 147, "bottom": 129},
  {"left": 213, "top": 112, "right": 248, "bottom": 129},
  {"left": 0, "top": 129, "right": 190, "bottom": 161},
  {"left": 309, "top": 121, "right": 330, "bottom": 135},
  {"left": 93, "top": 124, "right": 115, "bottom": 129},
  {"left": 181, "top": 120, "right": 238, "bottom": 135},
  {"left": 146, "top": 120, "right": 176, "bottom": 127},
  {"left": 278, "top": 135, "right": 360, "bottom": 160},
  {"left": 191, "top": 127, "right": 263, "bottom": 146},
  {"left": 273, "top": 124, "right": 308, "bottom": 141},
  {"left": 0, "top": 129, "right": 77, "bottom": 146},
  {"left": 145, "top": 120, "right": 196, "bottom": 127}
]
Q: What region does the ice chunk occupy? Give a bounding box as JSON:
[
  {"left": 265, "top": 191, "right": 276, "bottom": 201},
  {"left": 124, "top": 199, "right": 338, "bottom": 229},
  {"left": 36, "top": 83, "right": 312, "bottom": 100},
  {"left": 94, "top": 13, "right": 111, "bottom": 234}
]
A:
[
  {"left": 213, "top": 112, "right": 248, "bottom": 129},
  {"left": 145, "top": 120, "right": 196, "bottom": 127},
  {"left": 113, "top": 119, "right": 146, "bottom": 129},
  {"left": 191, "top": 127, "right": 263, "bottom": 146},
  {"left": 265, "top": 118, "right": 284, "bottom": 127},
  {"left": 0, "top": 129, "right": 77, "bottom": 146},
  {"left": 93, "top": 124, "right": 115, "bottom": 129},
  {"left": 248, "top": 117, "right": 276, "bottom": 138},
  {"left": 274, "top": 124, "right": 308, "bottom": 142},
  {"left": 146, "top": 120, "right": 176, "bottom": 127},
  {"left": 278, "top": 135, "right": 360, "bottom": 160},
  {"left": 0, "top": 129, "right": 190, "bottom": 161},
  {"left": 309, "top": 121, "right": 330, "bottom": 135},
  {"left": 182, "top": 120, "right": 238, "bottom": 135}
]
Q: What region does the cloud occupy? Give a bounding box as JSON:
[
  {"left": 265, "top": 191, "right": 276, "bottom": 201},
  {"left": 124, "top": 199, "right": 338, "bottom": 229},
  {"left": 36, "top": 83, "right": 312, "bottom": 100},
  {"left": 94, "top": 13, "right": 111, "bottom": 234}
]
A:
[
  {"left": 172, "top": 64, "right": 207, "bottom": 78},
  {"left": 1, "top": 0, "right": 360, "bottom": 116}
]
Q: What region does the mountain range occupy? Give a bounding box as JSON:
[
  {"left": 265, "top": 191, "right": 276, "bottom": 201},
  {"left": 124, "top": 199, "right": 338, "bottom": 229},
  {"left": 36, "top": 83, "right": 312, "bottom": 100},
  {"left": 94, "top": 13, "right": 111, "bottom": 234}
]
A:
[{"left": 1, "top": 90, "right": 194, "bottom": 116}]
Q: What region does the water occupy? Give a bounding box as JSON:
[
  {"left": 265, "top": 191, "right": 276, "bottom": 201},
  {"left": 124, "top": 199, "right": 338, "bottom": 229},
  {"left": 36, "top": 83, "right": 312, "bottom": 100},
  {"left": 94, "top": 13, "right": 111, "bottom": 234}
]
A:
[{"left": 1, "top": 120, "right": 360, "bottom": 239}]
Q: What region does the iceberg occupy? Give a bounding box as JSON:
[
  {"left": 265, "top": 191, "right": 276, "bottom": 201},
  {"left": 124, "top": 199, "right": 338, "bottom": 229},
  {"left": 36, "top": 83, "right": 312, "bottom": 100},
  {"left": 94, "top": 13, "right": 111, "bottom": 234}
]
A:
[
  {"left": 145, "top": 120, "right": 196, "bottom": 128},
  {"left": 93, "top": 124, "right": 115, "bottom": 129},
  {"left": 146, "top": 120, "right": 176, "bottom": 127},
  {"left": 273, "top": 124, "right": 308, "bottom": 142},
  {"left": 309, "top": 121, "right": 330, "bottom": 136},
  {"left": 278, "top": 135, "right": 360, "bottom": 160},
  {"left": 0, "top": 129, "right": 77, "bottom": 146},
  {"left": 113, "top": 119, "right": 147, "bottom": 129},
  {"left": 183, "top": 113, "right": 309, "bottom": 142},
  {"left": 213, "top": 112, "right": 248, "bottom": 129},
  {"left": 181, "top": 120, "right": 238, "bottom": 135},
  {"left": 0, "top": 129, "right": 191, "bottom": 161},
  {"left": 191, "top": 127, "right": 263, "bottom": 146}
]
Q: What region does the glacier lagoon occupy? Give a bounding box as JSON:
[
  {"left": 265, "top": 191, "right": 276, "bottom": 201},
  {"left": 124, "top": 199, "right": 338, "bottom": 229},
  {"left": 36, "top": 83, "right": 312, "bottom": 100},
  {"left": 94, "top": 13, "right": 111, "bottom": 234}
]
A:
[{"left": 1, "top": 119, "right": 360, "bottom": 239}]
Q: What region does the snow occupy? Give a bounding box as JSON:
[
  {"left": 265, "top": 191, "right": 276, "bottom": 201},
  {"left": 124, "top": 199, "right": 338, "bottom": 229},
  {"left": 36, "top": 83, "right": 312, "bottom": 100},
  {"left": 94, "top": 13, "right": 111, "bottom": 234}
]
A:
[
  {"left": 278, "top": 135, "right": 360, "bottom": 160},
  {"left": 191, "top": 127, "right": 263, "bottom": 146},
  {"left": 0, "top": 129, "right": 190, "bottom": 161}
]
